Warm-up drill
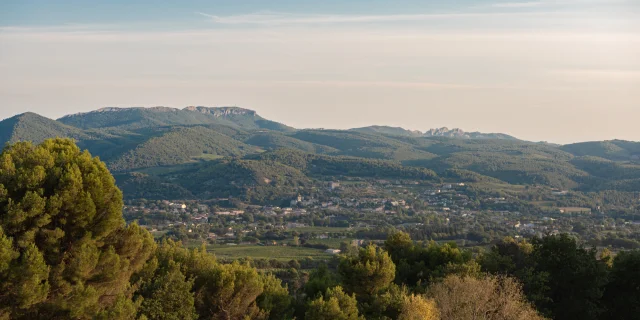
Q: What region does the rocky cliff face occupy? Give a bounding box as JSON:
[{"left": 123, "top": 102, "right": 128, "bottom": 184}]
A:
[
  {"left": 422, "top": 127, "right": 515, "bottom": 140},
  {"left": 351, "top": 125, "right": 516, "bottom": 140},
  {"left": 424, "top": 127, "right": 467, "bottom": 137},
  {"left": 67, "top": 106, "right": 257, "bottom": 118},
  {"left": 184, "top": 106, "right": 257, "bottom": 117},
  {"left": 66, "top": 106, "right": 179, "bottom": 117}
]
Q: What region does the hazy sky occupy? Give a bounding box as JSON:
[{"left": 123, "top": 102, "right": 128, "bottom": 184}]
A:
[{"left": 1, "top": 0, "right": 639, "bottom": 143}]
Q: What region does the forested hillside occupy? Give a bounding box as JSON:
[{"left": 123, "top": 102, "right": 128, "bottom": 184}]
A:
[
  {"left": 107, "top": 126, "right": 260, "bottom": 171},
  {"left": 0, "top": 112, "right": 91, "bottom": 144},
  {"left": 562, "top": 140, "right": 640, "bottom": 161},
  {"left": 1, "top": 106, "right": 639, "bottom": 202}
]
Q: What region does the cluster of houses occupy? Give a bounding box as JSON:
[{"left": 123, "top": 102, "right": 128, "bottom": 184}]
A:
[{"left": 125, "top": 178, "right": 631, "bottom": 251}]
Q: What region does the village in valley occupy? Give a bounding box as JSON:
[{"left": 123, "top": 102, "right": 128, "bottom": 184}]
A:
[{"left": 124, "top": 178, "right": 639, "bottom": 265}]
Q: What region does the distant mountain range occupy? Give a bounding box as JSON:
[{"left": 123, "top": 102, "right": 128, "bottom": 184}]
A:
[
  {"left": 2, "top": 106, "right": 516, "bottom": 146},
  {"left": 1, "top": 106, "right": 639, "bottom": 202},
  {"left": 351, "top": 125, "right": 516, "bottom": 140}
]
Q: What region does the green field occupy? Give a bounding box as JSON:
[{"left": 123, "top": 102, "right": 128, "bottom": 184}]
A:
[
  {"left": 470, "top": 181, "right": 527, "bottom": 193},
  {"left": 532, "top": 201, "right": 592, "bottom": 214},
  {"left": 289, "top": 226, "right": 355, "bottom": 233},
  {"left": 306, "top": 238, "right": 354, "bottom": 249},
  {"left": 150, "top": 230, "right": 169, "bottom": 238},
  {"left": 207, "top": 244, "right": 333, "bottom": 261}
]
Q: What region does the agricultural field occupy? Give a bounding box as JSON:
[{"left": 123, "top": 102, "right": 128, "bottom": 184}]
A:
[
  {"left": 306, "top": 238, "right": 355, "bottom": 249},
  {"left": 469, "top": 181, "right": 528, "bottom": 194},
  {"left": 532, "top": 201, "right": 592, "bottom": 213},
  {"left": 289, "top": 226, "right": 355, "bottom": 233},
  {"left": 558, "top": 207, "right": 592, "bottom": 213},
  {"left": 150, "top": 230, "right": 170, "bottom": 238},
  {"left": 207, "top": 244, "right": 333, "bottom": 261}
]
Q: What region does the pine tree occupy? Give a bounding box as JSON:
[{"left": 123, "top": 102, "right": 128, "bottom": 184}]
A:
[
  {"left": 338, "top": 245, "right": 396, "bottom": 297},
  {"left": 139, "top": 262, "right": 197, "bottom": 320},
  {"left": 305, "top": 286, "right": 362, "bottom": 320},
  {"left": 0, "top": 139, "right": 155, "bottom": 319}
]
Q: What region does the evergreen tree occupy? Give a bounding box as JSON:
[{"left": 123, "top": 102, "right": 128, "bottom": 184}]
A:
[
  {"left": 601, "top": 250, "right": 640, "bottom": 320},
  {"left": 304, "top": 263, "right": 338, "bottom": 299},
  {"left": 305, "top": 286, "right": 362, "bottom": 320},
  {"left": 0, "top": 139, "right": 155, "bottom": 319},
  {"left": 531, "top": 234, "right": 608, "bottom": 320},
  {"left": 193, "top": 261, "right": 265, "bottom": 319},
  {"left": 256, "top": 273, "right": 293, "bottom": 320},
  {"left": 479, "top": 237, "right": 550, "bottom": 307},
  {"left": 338, "top": 245, "right": 396, "bottom": 297},
  {"left": 138, "top": 262, "right": 197, "bottom": 320}
]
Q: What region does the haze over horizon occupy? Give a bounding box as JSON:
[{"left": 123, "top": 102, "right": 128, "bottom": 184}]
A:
[{"left": 1, "top": 0, "right": 639, "bottom": 144}]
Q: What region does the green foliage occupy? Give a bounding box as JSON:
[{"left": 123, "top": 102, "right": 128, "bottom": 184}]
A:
[
  {"left": 530, "top": 235, "right": 608, "bottom": 320},
  {"left": 601, "top": 250, "right": 640, "bottom": 320},
  {"left": 0, "top": 112, "right": 90, "bottom": 146},
  {"left": 171, "top": 158, "right": 311, "bottom": 203},
  {"left": 194, "top": 261, "right": 265, "bottom": 319},
  {"left": 482, "top": 235, "right": 610, "bottom": 320},
  {"left": 114, "top": 172, "right": 194, "bottom": 200},
  {"left": 305, "top": 286, "right": 363, "bottom": 320},
  {"left": 427, "top": 151, "right": 587, "bottom": 189},
  {"left": 385, "top": 232, "right": 474, "bottom": 287},
  {"left": 142, "top": 240, "right": 291, "bottom": 320},
  {"left": 245, "top": 131, "right": 338, "bottom": 154},
  {"left": 108, "top": 126, "right": 259, "bottom": 171},
  {"left": 138, "top": 262, "right": 197, "bottom": 320},
  {"left": 304, "top": 263, "right": 339, "bottom": 299},
  {"left": 253, "top": 149, "right": 437, "bottom": 180},
  {"left": 561, "top": 140, "right": 640, "bottom": 161},
  {"left": 365, "top": 284, "right": 438, "bottom": 320},
  {"left": 0, "top": 138, "right": 156, "bottom": 319},
  {"left": 95, "top": 294, "right": 141, "bottom": 320},
  {"left": 571, "top": 156, "right": 640, "bottom": 180},
  {"left": 256, "top": 274, "right": 294, "bottom": 320},
  {"left": 479, "top": 238, "right": 549, "bottom": 306},
  {"left": 338, "top": 245, "right": 396, "bottom": 297},
  {"left": 291, "top": 130, "right": 436, "bottom": 161}
]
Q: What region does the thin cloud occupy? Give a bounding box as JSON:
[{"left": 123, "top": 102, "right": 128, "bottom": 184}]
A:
[{"left": 195, "top": 11, "right": 544, "bottom": 25}]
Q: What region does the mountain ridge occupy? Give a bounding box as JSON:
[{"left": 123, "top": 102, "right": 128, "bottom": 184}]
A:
[
  {"left": 2, "top": 106, "right": 640, "bottom": 201},
  {"left": 8, "top": 107, "right": 520, "bottom": 142},
  {"left": 351, "top": 125, "right": 517, "bottom": 140}
]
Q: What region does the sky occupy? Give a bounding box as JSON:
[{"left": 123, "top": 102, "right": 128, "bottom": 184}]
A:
[{"left": 1, "top": 0, "right": 639, "bottom": 144}]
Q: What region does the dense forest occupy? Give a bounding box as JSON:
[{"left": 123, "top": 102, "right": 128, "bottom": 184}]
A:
[{"left": 1, "top": 139, "right": 639, "bottom": 319}]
